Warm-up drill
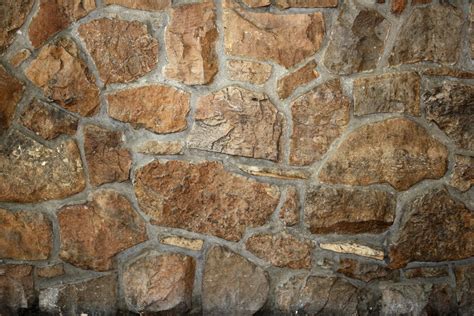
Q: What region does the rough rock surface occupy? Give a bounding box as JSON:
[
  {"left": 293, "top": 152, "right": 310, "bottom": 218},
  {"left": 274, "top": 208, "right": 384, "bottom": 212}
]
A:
[
  {"left": 79, "top": 18, "right": 158, "bottom": 84},
  {"left": 123, "top": 251, "right": 195, "bottom": 313},
  {"left": 36, "top": 264, "right": 65, "bottom": 278},
  {"left": 0, "top": 265, "right": 34, "bottom": 312},
  {"left": 389, "top": 6, "right": 463, "bottom": 66},
  {"left": 107, "top": 85, "right": 190, "bottom": 134},
  {"left": 0, "top": 130, "right": 86, "bottom": 203},
  {"left": 237, "top": 165, "right": 310, "bottom": 180},
  {"left": 105, "top": 0, "right": 170, "bottom": 11},
  {"left": 226, "top": 60, "right": 272, "bottom": 85},
  {"left": 10, "top": 49, "right": 31, "bottom": 67},
  {"left": 338, "top": 259, "right": 397, "bottom": 283},
  {"left": 0, "top": 209, "right": 52, "bottom": 260},
  {"left": 455, "top": 265, "right": 474, "bottom": 314},
  {"left": 0, "top": 0, "right": 34, "bottom": 52},
  {"left": 423, "top": 66, "right": 474, "bottom": 79},
  {"left": 25, "top": 38, "right": 100, "bottom": 116},
  {"left": 164, "top": 1, "right": 218, "bottom": 85},
  {"left": 404, "top": 267, "right": 448, "bottom": 279},
  {"left": 450, "top": 155, "right": 473, "bottom": 192},
  {"left": 187, "top": 86, "right": 283, "bottom": 161},
  {"left": 319, "top": 118, "right": 448, "bottom": 190},
  {"left": 203, "top": 246, "right": 269, "bottom": 315},
  {"left": 134, "top": 140, "right": 184, "bottom": 155},
  {"left": 275, "top": 0, "right": 338, "bottom": 8},
  {"left": 391, "top": 0, "right": 407, "bottom": 14},
  {"left": 290, "top": 79, "right": 350, "bottom": 166},
  {"left": 305, "top": 186, "right": 396, "bottom": 234},
  {"left": 389, "top": 188, "right": 474, "bottom": 269},
  {"left": 223, "top": 0, "right": 325, "bottom": 68},
  {"left": 135, "top": 160, "right": 280, "bottom": 241},
  {"left": 320, "top": 242, "right": 384, "bottom": 260},
  {"left": 58, "top": 190, "right": 147, "bottom": 271},
  {"left": 0, "top": 65, "right": 23, "bottom": 133},
  {"left": 279, "top": 187, "right": 299, "bottom": 226},
  {"left": 160, "top": 236, "right": 203, "bottom": 251},
  {"left": 242, "top": 0, "right": 270, "bottom": 7},
  {"left": 277, "top": 60, "right": 319, "bottom": 100}
]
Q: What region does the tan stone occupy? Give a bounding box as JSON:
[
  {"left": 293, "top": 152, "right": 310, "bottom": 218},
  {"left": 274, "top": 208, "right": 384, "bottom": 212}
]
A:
[
  {"left": 164, "top": 1, "right": 218, "bottom": 85},
  {"left": 337, "top": 259, "right": 397, "bottom": 283},
  {"left": 404, "top": 267, "right": 448, "bottom": 279},
  {"left": 135, "top": 140, "right": 184, "bottom": 155},
  {"left": 277, "top": 60, "right": 319, "bottom": 100},
  {"left": 275, "top": 0, "right": 338, "bottom": 8},
  {"left": 237, "top": 164, "right": 310, "bottom": 180},
  {"left": 0, "top": 0, "right": 34, "bottom": 52},
  {"left": 226, "top": 60, "right": 272, "bottom": 85},
  {"left": 105, "top": 0, "right": 170, "bottom": 11},
  {"left": 0, "top": 65, "right": 23, "bottom": 133},
  {"left": 187, "top": 86, "right": 283, "bottom": 161},
  {"left": 25, "top": 38, "right": 100, "bottom": 116},
  {"left": 223, "top": 0, "right": 325, "bottom": 68},
  {"left": 280, "top": 187, "right": 299, "bottom": 226},
  {"left": 320, "top": 242, "right": 384, "bottom": 260},
  {"left": 242, "top": 0, "right": 270, "bottom": 7},
  {"left": 107, "top": 85, "right": 190, "bottom": 134},
  {"left": 0, "top": 265, "right": 34, "bottom": 311},
  {"left": 391, "top": 0, "right": 407, "bottom": 14},
  {"left": 423, "top": 67, "right": 474, "bottom": 79},
  {"left": 290, "top": 79, "right": 350, "bottom": 166},
  {"left": 58, "top": 190, "right": 147, "bottom": 271},
  {"left": 9, "top": 49, "right": 30, "bottom": 67},
  {"left": 135, "top": 160, "right": 280, "bottom": 241},
  {"left": 36, "top": 264, "right": 65, "bottom": 278},
  {"left": 160, "top": 236, "right": 203, "bottom": 251},
  {"left": 319, "top": 118, "right": 448, "bottom": 191},
  {"left": 79, "top": 18, "right": 158, "bottom": 84},
  {"left": 450, "top": 155, "right": 473, "bottom": 192},
  {"left": 0, "top": 209, "right": 52, "bottom": 260}
]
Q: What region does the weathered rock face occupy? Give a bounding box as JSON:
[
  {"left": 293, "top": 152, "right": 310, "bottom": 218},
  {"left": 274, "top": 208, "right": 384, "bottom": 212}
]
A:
[
  {"left": 319, "top": 118, "right": 448, "bottom": 191},
  {"left": 79, "top": 18, "right": 158, "bottom": 84},
  {"left": 123, "top": 251, "right": 195, "bottom": 313},
  {"left": 389, "top": 188, "right": 474, "bottom": 269},
  {"left": 134, "top": 140, "right": 184, "bottom": 155},
  {"left": 10, "top": 49, "right": 31, "bottom": 67},
  {"left": 0, "top": 0, "right": 34, "bottom": 52},
  {"left": 83, "top": 125, "right": 131, "bottom": 186},
  {"left": 203, "top": 246, "right": 269, "bottom": 315},
  {"left": 450, "top": 155, "right": 473, "bottom": 192},
  {"left": 277, "top": 60, "right": 319, "bottom": 100},
  {"left": 0, "top": 209, "right": 52, "bottom": 260},
  {"left": 237, "top": 165, "right": 310, "bottom": 180},
  {"left": 378, "top": 283, "right": 431, "bottom": 315},
  {"left": 242, "top": 0, "right": 270, "bottom": 7},
  {"left": 0, "top": 265, "right": 34, "bottom": 312},
  {"left": 391, "top": 0, "right": 407, "bottom": 15},
  {"left": 25, "top": 38, "right": 100, "bottom": 116},
  {"left": 223, "top": 0, "right": 325, "bottom": 68},
  {"left": 424, "top": 82, "right": 474, "bottom": 151},
  {"left": 164, "top": 1, "right": 218, "bottom": 85},
  {"left": 423, "top": 66, "right": 474, "bottom": 79},
  {"left": 0, "top": 65, "right": 23, "bottom": 133},
  {"left": 323, "top": 1, "right": 390, "bottom": 75},
  {"left": 105, "top": 0, "right": 170, "bottom": 11},
  {"left": 403, "top": 266, "right": 448, "bottom": 279},
  {"left": 275, "top": 0, "right": 338, "bottom": 8},
  {"left": 290, "top": 79, "right": 350, "bottom": 166},
  {"left": 305, "top": 186, "right": 396, "bottom": 234},
  {"left": 187, "top": 86, "right": 283, "bottom": 161},
  {"left": 338, "top": 259, "right": 397, "bottom": 283},
  {"left": 0, "top": 130, "right": 86, "bottom": 203},
  {"left": 135, "top": 160, "right": 279, "bottom": 241},
  {"left": 320, "top": 242, "right": 384, "bottom": 260},
  {"left": 226, "top": 60, "right": 272, "bottom": 85},
  {"left": 455, "top": 265, "right": 474, "bottom": 315},
  {"left": 389, "top": 6, "right": 463, "bottom": 66},
  {"left": 353, "top": 72, "right": 420, "bottom": 116},
  {"left": 58, "top": 190, "right": 147, "bottom": 271},
  {"left": 160, "top": 236, "right": 203, "bottom": 251},
  {"left": 36, "top": 264, "right": 65, "bottom": 279},
  {"left": 107, "top": 85, "right": 190, "bottom": 134},
  {"left": 280, "top": 187, "right": 299, "bottom": 226}
]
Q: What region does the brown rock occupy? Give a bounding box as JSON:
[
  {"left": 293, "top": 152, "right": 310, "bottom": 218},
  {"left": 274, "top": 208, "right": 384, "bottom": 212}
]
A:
[
  {"left": 379, "top": 283, "right": 431, "bottom": 315},
  {"left": 58, "top": 190, "right": 147, "bottom": 271},
  {"left": 160, "top": 236, "right": 203, "bottom": 251},
  {"left": 389, "top": 6, "right": 463, "bottom": 66},
  {"left": 164, "top": 1, "right": 218, "bottom": 85},
  {"left": 0, "top": 265, "right": 34, "bottom": 312},
  {"left": 0, "top": 65, "right": 23, "bottom": 133},
  {"left": 25, "top": 38, "right": 100, "bottom": 116},
  {"left": 320, "top": 242, "right": 385, "bottom": 260},
  {"left": 404, "top": 266, "right": 448, "bottom": 279},
  {"left": 223, "top": 0, "right": 325, "bottom": 68},
  {"left": 389, "top": 188, "right": 474, "bottom": 269},
  {"left": 423, "top": 66, "right": 474, "bottom": 79},
  {"left": 226, "top": 60, "right": 272, "bottom": 85},
  {"left": 29, "top": 0, "right": 96, "bottom": 48},
  {"left": 275, "top": 0, "right": 338, "bottom": 8},
  {"left": 20, "top": 99, "right": 78, "bottom": 140},
  {"left": 107, "top": 85, "right": 190, "bottom": 134},
  {"left": 305, "top": 186, "right": 396, "bottom": 234},
  {"left": 455, "top": 265, "right": 474, "bottom": 314},
  {"left": 203, "top": 246, "right": 269, "bottom": 315},
  {"left": 237, "top": 164, "right": 310, "bottom": 180},
  {"left": 36, "top": 264, "right": 65, "bottom": 278},
  {"left": 0, "top": 209, "right": 52, "bottom": 260},
  {"left": 123, "top": 251, "right": 195, "bottom": 313},
  {"left": 187, "top": 86, "right": 283, "bottom": 161},
  {"left": 277, "top": 60, "right": 319, "bottom": 100},
  {"left": 242, "top": 0, "right": 270, "bottom": 8},
  {"left": 323, "top": 1, "right": 390, "bottom": 74},
  {"left": 280, "top": 187, "right": 299, "bottom": 226},
  {"left": 134, "top": 140, "right": 184, "bottom": 155},
  {"left": 353, "top": 72, "right": 421, "bottom": 116},
  {"left": 9, "top": 49, "right": 31, "bottom": 67},
  {"left": 338, "top": 258, "right": 397, "bottom": 283},
  {"left": 289, "top": 79, "right": 350, "bottom": 166},
  {"left": 412, "top": 0, "right": 431, "bottom": 4},
  {"left": 79, "top": 18, "right": 158, "bottom": 84},
  {"left": 319, "top": 118, "right": 448, "bottom": 190},
  {"left": 424, "top": 82, "right": 474, "bottom": 151},
  {"left": 246, "top": 232, "right": 313, "bottom": 269},
  {"left": 0, "top": 0, "right": 34, "bottom": 52},
  {"left": 135, "top": 160, "right": 280, "bottom": 241},
  {"left": 84, "top": 125, "right": 131, "bottom": 186},
  {"left": 450, "top": 155, "right": 473, "bottom": 192},
  {"left": 105, "top": 0, "right": 170, "bottom": 11},
  {"left": 0, "top": 130, "right": 86, "bottom": 203},
  {"left": 471, "top": 4, "right": 474, "bottom": 58},
  {"left": 391, "top": 0, "right": 406, "bottom": 14}
]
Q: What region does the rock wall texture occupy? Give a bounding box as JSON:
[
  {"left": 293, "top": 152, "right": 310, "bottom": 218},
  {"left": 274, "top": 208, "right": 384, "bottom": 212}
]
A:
[{"left": 0, "top": 0, "right": 473, "bottom": 315}]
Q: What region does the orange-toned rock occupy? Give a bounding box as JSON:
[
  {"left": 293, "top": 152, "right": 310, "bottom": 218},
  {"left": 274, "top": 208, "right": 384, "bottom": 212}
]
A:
[
  {"left": 391, "top": 0, "right": 407, "bottom": 14},
  {"left": 242, "top": 0, "right": 270, "bottom": 7},
  {"left": 226, "top": 60, "right": 272, "bottom": 85},
  {"left": 0, "top": 0, "right": 34, "bottom": 52},
  {"left": 0, "top": 65, "right": 23, "bottom": 133},
  {"left": 36, "top": 264, "right": 65, "bottom": 278},
  {"left": 450, "top": 155, "right": 473, "bottom": 192},
  {"left": 0, "top": 265, "right": 35, "bottom": 312},
  {"left": 134, "top": 140, "right": 184, "bottom": 155},
  {"left": 104, "top": 0, "right": 170, "bottom": 11},
  {"left": 9, "top": 49, "right": 30, "bottom": 67},
  {"left": 279, "top": 187, "right": 299, "bottom": 226},
  {"left": 275, "top": 0, "right": 338, "bottom": 8},
  {"left": 277, "top": 60, "right": 319, "bottom": 100}
]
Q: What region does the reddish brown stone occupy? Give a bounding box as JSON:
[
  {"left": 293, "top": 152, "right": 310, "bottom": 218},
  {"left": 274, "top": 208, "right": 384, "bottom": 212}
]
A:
[
  {"left": 58, "top": 190, "right": 147, "bottom": 271},
  {"left": 79, "top": 18, "right": 158, "bottom": 84},
  {"left": 134, "top": 160, "right": 280, "bottom": 241},
  {"left": 319, "top": 118, "right": 448, "bottom": 191},
  {"left": 275, "top": 0, "right": 338, "bottom": 8},
  {"left": 280, "top": 187, "right": 299, "bottom": 226},
  {"left": 404, "top": 266, "right": 448, "bottom": 279},
  {"left": 36, "top": 264, "right": 64, "bottom": 278},
  {"left": 450, "top": 155, "right": 473, "bottom": 192},
  {"left": 226, "top": 60, "right": 272, "bottom": 85},
  {"left": 423, "top": 67, "right": 474, "bottom": 79},
  {"left": 455, "top": 265, "right": 474, "bottom": 314},
  {"left": 412, "top": 0, "right": 431, "bottom": 4},
  {"left": 391, "top": 0, "right": 407, "bottom": 14},
  {"left": 0, "top": 65, "right": 23, "bottom": 133},
  {"left": 337, "top": 258, "right": 397, "bottom": 283},
  {"left": 242, "top": 0, "right": 270, "bottom": 8},
  {"left": 105, "top": 0, "right": 170, "bottom": 11},
  {"left": 0, "top": 209, "right": 52, "bottom": 260},
  {"left": 0, "top": 0, "right": 34, "bottom": 52},
  {"left": 25, "top": 38, "right": 100, "bottom": 116},
  {"left": 9, "top": 49, "right": 30, "bottom": 67},
  {"left": 107, "top": 85, "right": 190, "bottom": 134},
  {"left": 277, "top": 60, "right": 319, "bottom": 100},
  {"left": 0, "top": 265, "right": 34, "bottom": 312}
]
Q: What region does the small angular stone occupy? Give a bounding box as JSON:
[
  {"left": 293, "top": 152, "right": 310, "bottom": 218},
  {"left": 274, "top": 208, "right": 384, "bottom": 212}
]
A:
[
  {"left": 338, "top": 259, "right": 397, "bottom": 282},
  {"left": 164, "top": 1, "right": 218, "bottom": 85},
  {"left": 0, "top": 65, "right": 23, "bottom": 133},
  {"left": 246, "top": 232, "right": 313, "bottom": 269},
  {"left": 237, "top": 164, "right": 310, "bottom": 180},
  {"left": 353, "top": 72, "right": 421, "bottom": 116},
  {"left": 320, "top": 242, "right": 384, "bottom": 260},
  {"left": 25, "top": 38, "right": 100, "bottom": 116},
  {"left": 223, "top": 0, "right": 325, "bottom": 68},
  {"left": 79, "top": 18, "right": 158, "bottom": 84},
  {"left": 404, "top": 266, "right": 448, "bottom": 279},
  {"left": 280, "top": 187, "right": 299, "bottom": 226},
  {"left": 203, "top": 246, "right": 269, "bottom": 315},
  {"left": 107, "top": 85, "right": 190, "bottom": 134},
  {"left": 242, "top": 0, "right": 270, "bottom": 7},
  {"left": 134, "top": 140, "right": 184, "bottom": 155},
  {"left": 305, "top": 186, "right": 396, "bottom": 234},
  {"left": 226, "top": 60, "right": 272, "bottom": 85},
  {"left": 0, "top": 0, "right": 34, "bottom": 52},
  {"left": 36, "top": 264, "right": 64, "bottom": 278},
  {"left": 275, "top": 0, "right": 338, "bottom": 8},
  {"left": 455, "top": 265, "right": 474, "bottom": 314},
  {"left": 423, "top": 67, "right": 474, "bottom": 79},
  {"left": 123, "top": 251, "right": 195, "bottom": 313},
  {"left": 391, "top": 0, "right": 406, "bottom": 14},
  {"left": 105, "top": 0, "right": 170, "bottom": 11},
  {"left": 0, "top": 265, "right": 34, "bottom": 312},
  {"left": 58, "top": 190, "right": 147, "bottom": 271},
  {"left": 187, "top": 86, "right": 283, "bottom": 161},
  {"left": 9, "top": 49, "right": 30, "bottom": 67},
  {"left": 450, "top": 155, "right": 473, "bottom": 192},
  {"left": 277, "top": 60, "right": 319, "bottom": 100},
  {"left": 160, "top": 236, "right": 203, "bottom": 251},
  {"left": 319, "top": 118, "right": 448, "bottom": 190},
  {"left": 135, "top": 160, "right": 280, "bottom": 241},
  {"left": 290, "top": 79, "right": 350, "bottom": 166},
  {"left": 0, "top": 209, "right": 52, "bottom": 260}
]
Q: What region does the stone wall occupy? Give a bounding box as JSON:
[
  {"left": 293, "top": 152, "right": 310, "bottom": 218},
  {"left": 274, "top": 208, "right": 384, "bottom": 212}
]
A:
[{"left": 0, "top": 0, "right": 473, "bottom": 314}]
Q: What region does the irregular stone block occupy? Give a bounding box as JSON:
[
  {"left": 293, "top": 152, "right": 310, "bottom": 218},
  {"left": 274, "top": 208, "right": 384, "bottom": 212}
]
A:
[
  {"left": 104, "top": 0, "right": 170, "bottom": 11},
  {"left": 338, "top": 259, "right": 397, "bottom": 283},
  {"left": 403, "top": 266, "right": 448, "bottom": 279},
  {"left": 134, "top": 140, "right": 184, "bottom": 155},
  {"left": 226, "top": 60, "right": 272, "bottom": 85},
  {"left": 455, "top": 265, "right": 474, "bottom": 315},
  {"left": 36, "top": 264, "right": 64, "bottom": 278},
  {"left": 450, "top": 155, "right": 473, "bottom": 192},
  {"left": 237, "top": 164, "right": 310, "bottom": 180},
  {"left": 242, "top": 0, "right": 270, "bottom": 7},
  {"left": 0, "top": 265, "right": 34, "bottom": 312},
  {"left": 279, "top": 187, "right": 299, "bottom": 226},
  {"left": 320, "top": 242, "right": 384, "bottom": 260},
  {"left": 423, "top": 66, "right": 474, "bottom": 79},
  {"left": 9, "top": 49, "right": 30, "bottom": 67},
  {"left": 275, "top": 0, "right": 338, "bottom": 8},
  {"left": 391, "top": 0, "right": 407, "bottom": 14},
  {"left": 277, "top": 60, "right": 319, "bottom": 100},
  {"left": 0, "top": 0, "right": 34, "bottom": 52},
  {"left": 160, "top": 236, "right": 203, "bottom": 251},
  {"left": 0, "top": 65, "right": 23, "bottom": 134}
]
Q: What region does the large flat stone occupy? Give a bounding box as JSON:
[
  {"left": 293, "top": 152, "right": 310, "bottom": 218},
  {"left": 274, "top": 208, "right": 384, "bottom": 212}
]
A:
[{"left": 0, "top": 0, "right": 34, "bottom": 52}]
